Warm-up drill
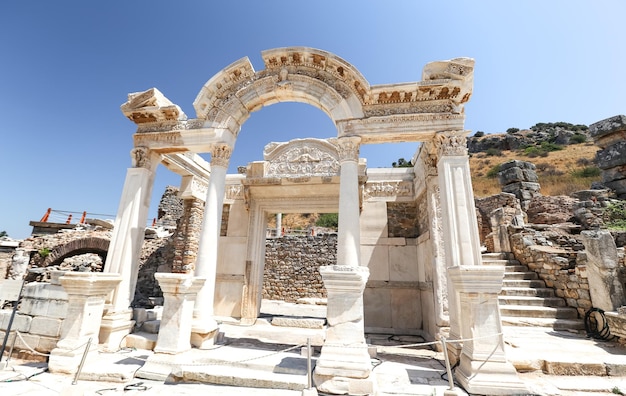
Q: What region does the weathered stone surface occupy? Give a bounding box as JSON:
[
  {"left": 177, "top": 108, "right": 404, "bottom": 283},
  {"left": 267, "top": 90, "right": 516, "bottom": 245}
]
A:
[
  {"left": 526, "top": 195, "right": 576, "bottom": 224},
  {"left": 500, "top": 159, "right": 537, "bottom": 171},
  {"left": 271, "top": 316, "right": 325, "bottom": 329},
  {"left": 596, "top": 141, "right": 626, "bottom": 169},
  {"left": 589, "top": 114, "right": 626, "bottom": 147}
]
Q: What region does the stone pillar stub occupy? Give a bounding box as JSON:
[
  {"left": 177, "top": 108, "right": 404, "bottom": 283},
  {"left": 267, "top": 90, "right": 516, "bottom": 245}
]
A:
[
  {"left": 314, "top": 265, "right": 372, "bottom": 395},
  {"left": 154, "top": 273, "right": 206, "bottom": 354},
  {"left": 449, "top": 266, "right": 528, "bottom": 395},
  {"left": 49, "top": 273, "right": 122, "bottom": 374},
  {"left": 581, "top": 230, "right": 626, "bottom": 311}
]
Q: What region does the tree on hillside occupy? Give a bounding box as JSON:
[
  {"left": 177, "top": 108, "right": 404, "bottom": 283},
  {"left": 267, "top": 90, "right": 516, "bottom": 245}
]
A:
[
  {"left": 0, "top": 231, "right": 7, "bottom": 238},
  {"left": 392, "top": 158, "right": 412, "bottom": 168}
]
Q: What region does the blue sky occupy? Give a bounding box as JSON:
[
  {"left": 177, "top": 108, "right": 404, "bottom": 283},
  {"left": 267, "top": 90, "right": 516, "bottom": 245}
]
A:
[{"left": 1, "top": 1, "right": 624, "bottom": 239}]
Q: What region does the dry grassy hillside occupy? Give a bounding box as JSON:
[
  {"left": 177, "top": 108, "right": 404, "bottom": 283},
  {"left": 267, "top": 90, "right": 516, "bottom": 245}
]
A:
[{"left": 470, "top": 141, "right": 601, "bottom": 198}]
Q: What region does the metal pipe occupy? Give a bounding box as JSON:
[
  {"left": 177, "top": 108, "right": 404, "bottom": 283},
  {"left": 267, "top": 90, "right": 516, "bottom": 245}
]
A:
[
  {"left": 72, "top": 337, "right": 92, "bottom": 385},
  {"left": 306, "top": 338, "right": 312, "bottom": 389},
  {"left": 441, "top": 337, "right": 455, "bottom": 391}
]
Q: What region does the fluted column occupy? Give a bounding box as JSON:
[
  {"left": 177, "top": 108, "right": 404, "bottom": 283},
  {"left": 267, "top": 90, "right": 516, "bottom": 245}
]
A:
[
  {"left": 192, "top": 143, "right": 231, "bottom": 344},
  {"left": 100, "top": 147, "right": 159, "bottom": 351}
]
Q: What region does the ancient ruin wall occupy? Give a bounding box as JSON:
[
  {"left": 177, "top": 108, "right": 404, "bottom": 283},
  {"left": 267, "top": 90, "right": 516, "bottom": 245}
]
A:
[{"left": 262, "top": 235, "right": 336, "bottom": 302}]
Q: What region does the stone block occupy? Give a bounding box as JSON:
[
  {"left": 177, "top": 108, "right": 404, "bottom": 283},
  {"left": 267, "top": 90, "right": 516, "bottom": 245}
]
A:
[
  {"left": 0, "top": 312, "right": 32, "bottom": 332},
  {"left": 22, "top": 282, "right": 49, "bottom": 299},
  {"left": 123, "top": 332, "right": 157, "bottom": 350},
  {"left": 271, "top": 316, "right": 325, "bottom": 329},
  {"left": 363, "top": 288, "right": 391, "bottom": 329},
  {"left": 589, "top": 114, "right": 626, "bottom": 146},
  {"left": 46, "top": 285, "right": 68, "bottom": 300},
  {"left": 46, "top": 299, "right": 69, "bottom": 319},
  {"left": 389, "top": 245, "right": 418, "bottom": 282},
  {"left": 142, "top": 320, "right": 160, "bottom": 334},
  {"left": 38, "top": 335, "right": 60, "bottom": 352},
  {"left": 19, "top": 298, "right": 48, "bottom": 317},
  {"left": 500, "top": 160, "right": 536, "bottom": 171},
  {"left": 361, "top": 245, "right": 389, "bottom": 281},
  {"left": 605, "top": 178, "right": 626, "bottom": 195},
  {"left": 30, "top": 316, "right": 62, "bottom": 337},
  {"left": 14, "top": 332, "right": 40, "bottom": 352},
  {"left": 133, "top": 308, "right": 148, "bottom": 326}
]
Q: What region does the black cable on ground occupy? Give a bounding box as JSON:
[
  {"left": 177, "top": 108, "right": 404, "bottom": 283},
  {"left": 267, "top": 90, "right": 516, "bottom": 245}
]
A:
[{"left": 584, "top": 307, "right": 615, "bottom": 341}]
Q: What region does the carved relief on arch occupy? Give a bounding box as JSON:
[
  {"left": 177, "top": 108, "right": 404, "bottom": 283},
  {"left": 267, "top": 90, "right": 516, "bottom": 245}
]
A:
[{"left": 263, "top": 138, "right": 340, "bottom": 178}]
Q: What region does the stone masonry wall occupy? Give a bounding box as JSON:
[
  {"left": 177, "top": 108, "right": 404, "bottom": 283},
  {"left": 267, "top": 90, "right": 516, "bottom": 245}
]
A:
[
  {"left": 387, "top": 202, "right": 419, "bottom": 237},
  {"left": 510, "top": 227, "right": 591, "bottom": 317},
  {"left": 263, "top": 235, "right": 336, "bottom": 302}
]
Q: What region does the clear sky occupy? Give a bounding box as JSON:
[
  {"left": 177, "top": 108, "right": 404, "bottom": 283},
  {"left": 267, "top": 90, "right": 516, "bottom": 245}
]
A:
[{"left": 1, "top": 1, "right": 624, "bottom": 239}]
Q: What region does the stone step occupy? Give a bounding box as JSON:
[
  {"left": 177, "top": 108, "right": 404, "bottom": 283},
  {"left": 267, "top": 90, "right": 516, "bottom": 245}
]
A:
[
  {"left": 168, "top": 360, "right": 309, "bottom": 391},
  {"left": 501, "top": 316, "right": 585, "bottom": 330},
  {"left": 498, "top": 295, "right": 566, "bottom": 307},
  {"left": 482, "top": 252, "right": 515, "bottom": 261},
  {"left": 503, "top": 271, "right": 539, "bottom": 280},
  {"left": 482, "top": 259, "right": 522, "bottom": 267},
  {"left": 500, "top": 287, "right": 555, "bottom": 298},
  {"left": 499, "top": 305, "right": 579, "bottom": 319},
  {"left": 501, "top": 265, "right": 530, "bottom": 273},
  {"left": 502, "top": 279, "right": 546, "bottom": 288}
]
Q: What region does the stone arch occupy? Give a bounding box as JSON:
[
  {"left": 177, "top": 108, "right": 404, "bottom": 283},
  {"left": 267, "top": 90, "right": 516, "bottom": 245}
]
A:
[
  {"left": 192, "top": 47, "right": 368, "bottom": 136},
  {"left": 42, "top": 237, "right": 110, "bottom": 268}
]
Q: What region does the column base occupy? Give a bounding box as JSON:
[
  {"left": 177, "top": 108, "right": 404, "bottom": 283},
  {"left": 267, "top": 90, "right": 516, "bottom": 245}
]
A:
[
  {"left": 48, "top": 341, "right": 98, "bottom": 374},
  {"left": 190, "top": 318, "right": 219, "bottom": 349},
  {"left": 99, "top": 309, "right": 135, "bottom": 352},
  {"left": 455, "top": 350, "right": 528, "bottom": 395},
  {"left": 312, "top": 373, "right": 376, "bottom": 396}
]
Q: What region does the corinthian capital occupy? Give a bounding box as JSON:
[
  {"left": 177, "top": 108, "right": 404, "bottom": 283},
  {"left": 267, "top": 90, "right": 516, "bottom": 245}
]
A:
[
  {"left": 210, "top": 143, "right": 233, "bottom": 168},
  {"left": 336, "top": 136, "right": 361, "bottom": 163},
  {"left": 131, "top": 147, "right": 156, "bottom": 169},
  {"left": 433, "top": 130, "right": 469, "bottom": 157}
]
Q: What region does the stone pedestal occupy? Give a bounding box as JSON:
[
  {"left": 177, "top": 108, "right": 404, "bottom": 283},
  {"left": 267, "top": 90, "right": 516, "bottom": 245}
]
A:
[
  {"left": 49, "top": 273, "right": 122, "bottom": 374},
  {"left": 449, "top": 266, "right": 527, "bottom": 395},
  {"left": 313, "top": 265, "right": 373, "bottom": 395},
  {"left": 154, "top": 273, "right": 205, "bottom": 354},
  {"left": 99, "top": 309, "right": 134, "bottom": 352}
]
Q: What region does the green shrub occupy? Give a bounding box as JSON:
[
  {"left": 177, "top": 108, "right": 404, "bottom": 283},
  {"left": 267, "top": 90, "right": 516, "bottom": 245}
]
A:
[
  {"left": 316, "top": 213, "right": 339, "bottom": 228},
  {"left": 540, "top": 141, "right": 563, "bottom": 152},
  {"left": 486, "top": 164, "right": 501, "bottom": 178},
  {"left": 570, "top": 133, "right": 587, "bottom": 144},
  {"left": 485, "top": 148, "right": 503, "bottom": 156},
  {"left": 506, "top": 127, "right": 519, "bottom": 134},
  {"left": 571, "top": 166, "right": 601, "bottom": 178},
  {"left": 604, "top": 201, "right": 626, "bottom": 230},
  {"left": 474, "top": 131, "right": 485, "bottom": 137}
]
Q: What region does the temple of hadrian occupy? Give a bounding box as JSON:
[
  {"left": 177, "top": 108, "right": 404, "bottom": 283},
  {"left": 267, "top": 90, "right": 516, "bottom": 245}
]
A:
[{"left": 90, "top": 47, "right": 525, "bottom": 394}]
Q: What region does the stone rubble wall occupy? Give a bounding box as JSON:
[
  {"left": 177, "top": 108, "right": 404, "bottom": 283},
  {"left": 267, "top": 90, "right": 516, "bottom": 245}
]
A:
[
  {"left": 498, "top": 160, "right": 541, "bottom": 211},
  {"left": 475, "top": 193, "right": 524, "bottom": 249},
  {"left": 262, "top": 235, "right": 336, "bottom": 302},
  {"left": 510, "top": 227, "right": 591, "bottom": 318}
]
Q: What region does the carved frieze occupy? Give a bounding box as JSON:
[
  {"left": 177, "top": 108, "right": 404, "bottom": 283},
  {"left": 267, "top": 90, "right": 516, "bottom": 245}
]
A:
[
  {"left": 264, "top": 139, "right": 340, "bottom": 178},
  {"left": 226, "top": 184, "right": 243, "bottom": 200},
  {"left": 121, "top": 88, "right": 186, "bottom": 126},
  {"left": 130, "top": 147, "right": 153, "bottom": 169},
  {"left": 363, "top": 181, "right": 413, "bottom": 200}
]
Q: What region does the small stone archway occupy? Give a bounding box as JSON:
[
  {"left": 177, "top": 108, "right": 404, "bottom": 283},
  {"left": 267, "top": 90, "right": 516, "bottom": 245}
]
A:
[{"left": 42, "top": 236, "right": 110, "bottom": 268}]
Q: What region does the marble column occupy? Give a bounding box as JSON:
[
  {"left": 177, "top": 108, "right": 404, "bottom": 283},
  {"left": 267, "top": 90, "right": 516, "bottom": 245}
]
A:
[
  {"left": 449, "top": 266, "right": 528, "bottom": 395},
  {"left": 432, "top": 131, "right": 483, "bottom": 363},
  {"left": 192, "top": 143, "right": 231, "bottom": 348},
  {"left": 154, "top": 273, "right": 206, "bottom": 354},
  {"left": 101, "top": 147, "right": 159, "bottom": 351},
  {"left": 314, "top": 136, "right": 372, "bottom": 395},
  {"left": 49, "top": 273, "right": 122, "bottom": 374}
]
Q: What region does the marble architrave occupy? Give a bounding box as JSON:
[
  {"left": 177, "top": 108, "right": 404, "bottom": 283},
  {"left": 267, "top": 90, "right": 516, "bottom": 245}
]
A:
[{"left": 49, "top": 273, "right": 121, "bottom": 374}]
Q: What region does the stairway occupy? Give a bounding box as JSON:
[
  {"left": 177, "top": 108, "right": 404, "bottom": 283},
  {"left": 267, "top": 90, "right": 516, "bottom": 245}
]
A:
[{"left": 482, "top": 252, "right": 584, "bottom": 331}]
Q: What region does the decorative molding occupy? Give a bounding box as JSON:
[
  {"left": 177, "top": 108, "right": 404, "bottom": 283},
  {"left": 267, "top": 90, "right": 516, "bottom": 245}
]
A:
[
  {"left": 336, "top": 136, "right": 361, "bottom": 163},
  {"left": 363, "top": 181, "right": 413, "bottom": 200},
  {"left": 433, "top": 130, "right": 469, "bottom": 157},
  {"left": 226, "top": 184, "right": 244, "bottom": 200},
  {"left": 130, "top": 147, "right": 154, "bottom": 169},
  {"left": 265, "top": 139, "right": 340, "bottom": 178},
  {"left": 210, "top": 144, "right": 232, "bottom": 168}
]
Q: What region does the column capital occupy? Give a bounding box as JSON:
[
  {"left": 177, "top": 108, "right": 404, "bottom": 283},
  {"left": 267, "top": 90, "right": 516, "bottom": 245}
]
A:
[
  {"left": 210, "top": 143, "right": 233, "bottom": 168},
  {"left": 336, "top": 136, "right": 361, "bottom": 163},
  {"left": 433, "top": 130, "right": 469, "bottom": 158},
  {"left": 130, "top": 146, "right": 160, "bottom": 170}
]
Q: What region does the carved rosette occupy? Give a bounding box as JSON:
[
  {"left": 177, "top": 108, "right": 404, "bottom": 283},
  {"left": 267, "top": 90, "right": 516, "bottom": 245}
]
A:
[
  {"left": 433, "top": 130, "right": 469, "bottom": 158},
  {"left": 130, "top": 147, "right": 154, "bottom": 169},
  {"left": 210, "top": 144, "right": 233, "bottom": 168},
  {"left": 336, "top": 136, "right": 361, "bottom": 163}
]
